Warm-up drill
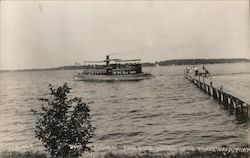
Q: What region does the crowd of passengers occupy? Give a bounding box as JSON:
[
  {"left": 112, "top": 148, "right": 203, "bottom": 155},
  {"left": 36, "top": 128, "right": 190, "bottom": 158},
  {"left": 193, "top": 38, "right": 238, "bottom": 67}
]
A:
[
  {"left": 186, "top": 65, "right": 210, "bottom": 77},
  {"left": 81, "top": 70, "right": 138, "bottom": 75}
]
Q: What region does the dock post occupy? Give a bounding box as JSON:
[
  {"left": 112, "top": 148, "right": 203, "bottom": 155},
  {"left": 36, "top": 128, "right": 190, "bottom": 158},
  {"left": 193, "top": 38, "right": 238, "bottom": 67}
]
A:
[
  {"left": 221, "top": 93, "right": 224, "bottom": 103},
  {"left": 218, "top": 91, "right": 221, "bottom": 102},
  {"left": 228, "top": 97, "right": 233, "bottom": 112},
  {"left": 206, "top": 85, "right": 208, "bottom": 94},
  {"left": 212, "top": 88, "right": 217, "bottom": 99},
  {"left": 217, "top": 90, "right": 220, "bottom": 101},
  {"left": 239, "top": 102, "right": 243, "bottom": 113},
  {"left": 233, "top": 99, "right": 236, "bottom": 109},
  {"left": 202, "top": 75, "right": 205, "bottom": 90},
  {"left": 209, "top": 81, "right": 213, "bottom": 96},
  {"left": 235, "top": 99, "right": 240, "bottom": 116},
  {"left": 208, "top": 85, "right": 211, "bottom": 95},
  {"left": 248, "top": 104, "right": 250, "bottom": 119},
  {"left": 229, "top": 97, "right": 233, "bottom": 109},
  {"left": 209, "top": 86, "right": 212, "bottom": 96},
  {"left": 198, "top": 75, "right": 201, "bottom": 88},
  {"left": 222, "top": 94, "right": 225, "bottom": 105},
  {"left": 223, "top": 93, "right": 229, "bottom": 108},
  {"left": 224, "top": 94, "right": 227, "bottom": 105}
]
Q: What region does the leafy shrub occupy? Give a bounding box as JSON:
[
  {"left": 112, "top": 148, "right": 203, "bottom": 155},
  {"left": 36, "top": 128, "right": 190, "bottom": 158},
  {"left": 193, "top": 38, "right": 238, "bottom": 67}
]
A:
[{"left": 33, "top": 83, "right": 95, "bottom": 158}]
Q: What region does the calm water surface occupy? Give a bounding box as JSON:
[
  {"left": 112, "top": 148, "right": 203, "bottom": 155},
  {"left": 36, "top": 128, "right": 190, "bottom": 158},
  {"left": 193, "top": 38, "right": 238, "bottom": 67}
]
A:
[{"left": 0, "top": 63, "right": 249, "bottom": 153}]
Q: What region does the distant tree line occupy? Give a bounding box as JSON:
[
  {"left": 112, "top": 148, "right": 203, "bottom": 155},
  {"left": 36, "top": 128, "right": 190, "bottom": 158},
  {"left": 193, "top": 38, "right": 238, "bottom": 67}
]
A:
[{"left": 156, "top": 58, "right": 250, "bottom": 66}]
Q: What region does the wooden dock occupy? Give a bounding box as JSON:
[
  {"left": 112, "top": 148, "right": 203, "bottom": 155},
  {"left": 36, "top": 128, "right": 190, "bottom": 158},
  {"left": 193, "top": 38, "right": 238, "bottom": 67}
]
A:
[{"left": 185, "top": 72, "right": 249, "bottom": 121}]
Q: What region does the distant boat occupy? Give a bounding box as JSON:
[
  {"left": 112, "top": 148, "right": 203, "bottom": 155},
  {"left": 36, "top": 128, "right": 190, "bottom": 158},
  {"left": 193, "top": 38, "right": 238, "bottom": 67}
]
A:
[
  {"left": 74, "top": 55, "right": 154, "bottom": 81},
  {"left": 155, "top": 61, "right": 160, "bottom": 68}
]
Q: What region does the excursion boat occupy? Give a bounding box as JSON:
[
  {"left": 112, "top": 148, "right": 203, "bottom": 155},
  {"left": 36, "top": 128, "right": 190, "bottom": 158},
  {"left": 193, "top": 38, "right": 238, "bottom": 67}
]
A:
[{"left": 74, "top": 55, "right": 154, "bottom": 81}]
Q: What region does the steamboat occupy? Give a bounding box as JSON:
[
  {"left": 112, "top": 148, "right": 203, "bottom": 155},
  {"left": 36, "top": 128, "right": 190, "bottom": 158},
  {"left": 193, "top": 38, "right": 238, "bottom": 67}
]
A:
[{"left": 74, "top": 55, "right": 154, "bottom": 81}]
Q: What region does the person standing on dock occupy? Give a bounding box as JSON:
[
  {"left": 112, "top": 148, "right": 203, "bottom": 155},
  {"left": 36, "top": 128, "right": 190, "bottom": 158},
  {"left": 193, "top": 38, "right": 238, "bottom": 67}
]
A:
[
  {"left": 202, "top": 66, "right": 207, "bottom": 77},
  {"left": 202, "top": 65, "right": 210, "bottom": 77},
  {"left": 186, "top": 66, "right": 191, "bottom": 73},
  {"left": 209, "top": 75, "right": 213, "bottom": 86},
  {"left": 194, "top": 65, "right": 198, "bottom": 76}
]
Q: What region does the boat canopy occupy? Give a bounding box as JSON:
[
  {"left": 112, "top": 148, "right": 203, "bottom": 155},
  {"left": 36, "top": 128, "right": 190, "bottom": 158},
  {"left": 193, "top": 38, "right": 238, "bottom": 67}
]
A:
[{"left": 83, "top": 59, "right": 141, "bottom": 63}]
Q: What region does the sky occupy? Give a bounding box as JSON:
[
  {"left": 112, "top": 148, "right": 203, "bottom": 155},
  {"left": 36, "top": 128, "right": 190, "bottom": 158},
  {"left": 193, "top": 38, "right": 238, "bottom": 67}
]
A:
[{"left": 0, "top": 0, "right": 249, "bottom": 70}]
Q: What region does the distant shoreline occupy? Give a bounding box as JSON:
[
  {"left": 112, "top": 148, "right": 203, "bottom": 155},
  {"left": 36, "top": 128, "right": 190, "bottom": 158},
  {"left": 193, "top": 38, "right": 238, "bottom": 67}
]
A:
[{"left": 1, "top": 58, "right": 249, "bottom": 73}]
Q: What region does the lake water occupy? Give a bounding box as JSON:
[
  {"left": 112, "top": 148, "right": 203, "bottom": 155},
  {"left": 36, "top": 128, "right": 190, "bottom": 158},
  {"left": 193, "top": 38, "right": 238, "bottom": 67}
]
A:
[{"left": 0, "top": 63, "right": 249, "bottom": 154}]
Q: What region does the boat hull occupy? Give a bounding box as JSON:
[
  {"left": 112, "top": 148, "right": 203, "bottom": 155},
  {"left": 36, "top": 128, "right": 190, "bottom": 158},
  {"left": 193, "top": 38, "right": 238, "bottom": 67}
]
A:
[{"left": 74, "top": 73, "right": 154, "bottom": 81}]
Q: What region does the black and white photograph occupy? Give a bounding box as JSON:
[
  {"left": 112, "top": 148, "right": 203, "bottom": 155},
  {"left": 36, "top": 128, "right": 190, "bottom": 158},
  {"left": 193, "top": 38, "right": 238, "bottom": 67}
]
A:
[{"left": 0, "top": 0, "right": 249, "bottom": 157}]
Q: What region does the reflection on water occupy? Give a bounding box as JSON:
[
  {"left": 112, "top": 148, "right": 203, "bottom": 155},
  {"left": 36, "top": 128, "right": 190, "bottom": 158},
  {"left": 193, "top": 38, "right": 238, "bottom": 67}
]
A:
[{"left": 0, "top": 63, "right": 249, "bottom": 152}]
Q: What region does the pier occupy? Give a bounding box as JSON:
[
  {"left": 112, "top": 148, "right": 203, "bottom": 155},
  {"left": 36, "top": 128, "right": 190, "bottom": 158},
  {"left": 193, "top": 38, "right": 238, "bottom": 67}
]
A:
[{"left": 185, "top": 72, "right": 249, "bottom": 121}]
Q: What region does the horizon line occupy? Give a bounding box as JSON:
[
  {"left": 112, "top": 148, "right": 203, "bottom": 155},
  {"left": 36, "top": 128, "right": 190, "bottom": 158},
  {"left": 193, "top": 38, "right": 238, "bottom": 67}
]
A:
[{"left": 1, "top": 57, "right": 250, "bottom": 72}]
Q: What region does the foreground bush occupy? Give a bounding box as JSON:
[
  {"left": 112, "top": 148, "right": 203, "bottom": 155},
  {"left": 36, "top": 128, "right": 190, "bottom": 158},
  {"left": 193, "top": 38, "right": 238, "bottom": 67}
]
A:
[{"left": 33, "top": 83, "right": 95, "bottom": 158}]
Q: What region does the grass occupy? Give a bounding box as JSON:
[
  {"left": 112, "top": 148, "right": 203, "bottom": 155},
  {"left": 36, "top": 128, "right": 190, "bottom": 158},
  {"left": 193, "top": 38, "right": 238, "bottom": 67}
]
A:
[
  {"left": 1, "top": 149, "right": 249, "bottom": 158},
  {"left": 103, "top": 150, "right": 249, "bottom": 158}
]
